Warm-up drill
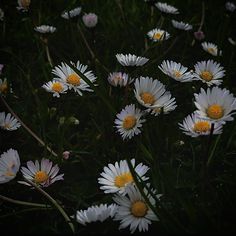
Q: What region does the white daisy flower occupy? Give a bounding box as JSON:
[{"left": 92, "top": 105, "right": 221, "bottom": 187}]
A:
[
  {"left": 179, "top": 112, "right": 223, "bottom": 137},
  {"left": 74, "top": 204, "right": 118, "bottom": 225},
  {"left": 194, "top": 87, "right": 236, "bottom": 124},
  {"left": 0, "top": 149, "right": 20, "bottom": 184},
  {"left": 98, "top": 158, "right": 149, "bottom": 195},
  {"left": 107, "top": 72, "right": 133, "bottom": 87},
  {"left": 0, "top": 8, "right": 4, "bottom": 21},
  {"left": 225, "top": 2, "right": 236, "bottom": 12},
  {"left": 52, "top": 61, "right": 97, "bottom": 96},
  {"left": 34, "top": 25, "right": 56, "bottom": 34},
  {"left": 155, "top": 2, "right": 179, "bottom": 14},
  {"left": 147, "top": 28, "right": 170, "bottom": 42},
  {"left": 42, "top": 80, "right": 68, "bottom": 98},
  {"left": 17, "top": 0, "right": 31, "bottom": 12},
  {"left": 0, "top": 112, "right": 21, "bottom": 131},
  {"left": 61, "top": 7, "right": 82, "bottom": 19},
  {"left": 19, "top": 158, "right": 64, "bottom": 187},
  {"left": 113, "top": 184, "right": 160, "bottom": 234},
  {"left": 116, "top": 54, "right": 149, "bottom": 67},
  {"left": 193, "top": 60, "right": 225, "bottom": 86},
  {"left": 158, "top": 60, "right": 194, "bottom": 82},
  {"left": 0, "top": 78, "right": 8, "bottom": 95},
  {"left": 114, "top": 104, "right": 146, "bottom": 140},
  {"left": 171, "top": 20, "right": 192, "bottom": 31},
  {"left": 134, "top": 76, "right": 177, "bottom": 115},
  {"left": 201, "top": 42, "right": 222, "bottom": 56}
]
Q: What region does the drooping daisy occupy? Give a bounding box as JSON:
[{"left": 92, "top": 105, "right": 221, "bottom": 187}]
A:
[
  {"left": 0, "top": 8, "right": 4, "bottom": 21},
  {"left": 116, "top": 54, "right": 149, "bottom": 67},
  {"left": 114, "top": 104, "right": 146, "bottom": 140},
  {"left": 61, "top": 7, "right": 82, "bottom": 19},
  {"left": 193, "top": 60, "right": 225, "bottom": 86},
  {"left": 194, "top": 87, "right": 236, "bottom": 124},
  {"left": 0, "top": 78, "right": 8, "bottom": 94},
  {"left": 134, "top": 77, "right": 177, "bottom": 115},
  {"left": 158, "top": 60, "right": 194, "bottom": 82},
  {"left": 171, "top": 20, "right": 192, "bottom": 31},
  {"left": 19, "top": 158, "right": 64, "bottom": 187},
  {"left": 147, "top": 28, "right": 170, "bottom": 42},
  {"left": 107, "top": 72, "right": 133, "bottom": 87},
  {"left": 179, "top": 112, "right": 223, "bottom": 137},
  {"left": 201, "top": 42, "right": 222, "bottom": 56},
  {"left": 0, "top": 112, "right": 21, "bottom": 131},
  {"left": 98, "top": 158, "right": 149, "bottom": 195},
  {"left": 113, "top": 184, "right": 160, "bottom": 234},
  {"left": 155, "top": 2, "right": 179, "bottom": 14},
  {"left": 228, "top": 37, "right": 236, "bottom": 46},
  {"left": 225, "top": 2, "right": 236, "bottom": 12},
  {"left": 52, "top": 61, "right": 97, "bottom": 96},
  {"left": 34, "top": 25, "right": 56, "bottom": 34},
  {"left": 0, "top": 149, "right": 20, "bottom": 184},
  {"left": 42, "top": 80, "right": 68, "bottom": 98},
  {"left": 74, "top": 204, "right": 118, "bottom": 225},
  {"left": 17, "top": 0, "right": 31, "bottom": 12}
]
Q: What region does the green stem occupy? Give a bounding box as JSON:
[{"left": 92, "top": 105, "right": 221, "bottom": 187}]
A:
[{"left": 24, "top": 179, "right": 75, "bottom": 233}]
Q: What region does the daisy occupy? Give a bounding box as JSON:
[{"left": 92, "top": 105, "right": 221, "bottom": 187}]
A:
[
  {"left": 17, "top": 0, "right": 31, "bottom": 12},
  {"left": 201, "top": 42, "right": 222, "bottom": 56},
  {"left": 19, "top": 158, "right": 64, "bottom": 187},
  {"left": 155, "top": 2, "right": 179, "bottom": 14},
  {"left": 107, "top": 72, "right": 133, "bottom": 87},
  {"left": 34, "top": 25, "right": 56, "bottom": 34},
  {"left": 74, "top": 204, "right": 118, "bottom": 225},
  {"left": 116, "top": 54, "right": 149, "bottom": 67},
  {"left": 113, "top": 184, "right": 160, "bottom": 233},
  {"left": 52, "top": 61, "right": 97, "bottom": 96},
  {"left": 82, "top": 13, "right": 98, "bottom": 28},
  {"left": 0, "top": 78, "right": 8, "bottom": 94},
  {"left": 0, "top": 112, "right": 21, "bottom": 131},
  {"left": 0, "top": 8, "right": 4, "bottom": 21},
  {"left": 225, "top": 2, "right": 236, "bottom": 12},
  {"left": 134, "top": 77, "right": 177, "bottom": 114},
  {"left": 179, "top": 112, "right": 223, "bottom": 137},
  {"left": 114, "top": 104, "right": 146, "bottom": 140},
  {"left": 42, "top": 80, "right": 68, "bottom": 98},
  {"left": 147, "top": 28, "right": 170, "bottom": 42},
  {"left": 158, "top": 60, "right": 194, "bottom": 82},
  {"left": 0, "top": 149, "right": 20, "bottom": 184},
  {"left": 194, "top": 87, "right": 236, "bottom": 124},
  {"left": 98, "top": 158, "right": 149, "bottom": 195},
  {"left": 61, "top": 7, "right": 82, "bottom": 19},
  {"left": 193, "top": 60, "right": 225, "bottom": 86},
  {"left": 171, "top": 20, "right": 192, "bottom": 31}
]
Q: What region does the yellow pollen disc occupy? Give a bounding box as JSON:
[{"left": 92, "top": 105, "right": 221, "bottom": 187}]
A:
[
  {"left": 5, "top": 171, "right": 15, "bottom": 177},
  {"left": 21, "top": 0, "right": 31, "bottom": 8},
  {"left": 153, "top": 32, "right": 163, "bottom": 40},
  {"left": 131, "top": 200, "right": 148, "bottom": 217},
  {"left": 52, "top": 82, "right": 63, "bottom": 93},
  {"left": 200, "top": 71, "right": 213, "bottom": 82},
  {"left": 122, "top": 115, "right": 136, "bottom": 130},
  {"left": 140, "top": 92, "right": 155, "bottom": 105},
  {"left": 206, "top": 104, "right": 224, "bottom": 119},
  {"left": 194, "top": 121, "right": 211, "bottom": 133},
  {"left": 207, "top": 48, "right": 215, "bottom": 54},
  {"left": 4, "top": 123, "right": 11, "bottom": 129},
  {"left": 114, "top": 172, "right": 133, "bottom": 187},
  {"left": 67, "top": 74, "right": 81, "bottom": 85},
  {"left": 173, "top": 70, "right": 182, "bottom": 78},
  {"left": 34, "top": 171, "right": 49, "bottom": 183},
  {"left": 0, "top": 83, "right": 8, "bottom": 94}
]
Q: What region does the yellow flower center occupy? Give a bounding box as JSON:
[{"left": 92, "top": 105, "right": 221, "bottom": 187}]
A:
[
  {"left": 4, "top": 123, "right": 11, "bottom": 129},
  {"left": 140, "top": 92, "right": 155, "bottom": 105},
  {"left": 131, "top": 200, "right": 148, "bottom": 217},
  {"left": 207, "top": 47, "right": 216, "bottom": 54},
  {"left": 206, "top": 104, "right": 224, "bottom": 119},
  {"left": 0, "top": 82, "right": 8, "bottom": 94},
  {"left": 200, "top": 71, "right": 213, "bottom": 81},
  {"left": 52, "top": 82, "right": 63, "bottom": 93},
  {"left": 34, "top": 171, "right": 49, "bottom": 183},
  {"left": 5, "top": 170, "right": 15, "bottom": 177},
  {"left": 114, "top": 172, "right": 133, "bottom": 187},
  {"left": 122, "top": 115, "right": 136, "bottom": 130},
  {"left": 153, "top": 32, "right": 163, "bottom": 40},
  {"left": 173, "top": 70, "right": 182, "bottom": 78},
  {"left": 21, "top": 0, "right": 31, "bottom": 8},
  {"left": 193, "top": 121, "right": 211, "bottom": 133},
  {"left": 67, "top": 74, "right": 81, "bottom": 86}
]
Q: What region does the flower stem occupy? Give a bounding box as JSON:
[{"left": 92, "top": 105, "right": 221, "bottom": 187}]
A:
[
  {"left": 24, "top": 179, "right": 75, "bottom": 233},
  {"left": 45, "top": 43, "right": 53, "bottom": 67}
]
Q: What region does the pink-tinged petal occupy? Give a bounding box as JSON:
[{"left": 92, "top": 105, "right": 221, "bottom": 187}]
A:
[
  {"left": 44, "top": 160, "right": 53, "bottom": 174},
  {"left": 21, "top": 166, "right": 35, "bottom": 177},
  {"left": 49, "top": 165, "right": 60, "bottom": 178},
  {"left": 26, "top": 161, "right": 37, "bottom": 174},
  {"left": 40, "top": 158, "right": 49, "bottom": 171}
]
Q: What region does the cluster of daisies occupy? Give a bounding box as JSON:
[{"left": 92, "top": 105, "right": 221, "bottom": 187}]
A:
[{"left": 74, "top": 158, "right": 161, "bottom": 233}]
